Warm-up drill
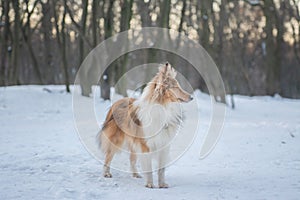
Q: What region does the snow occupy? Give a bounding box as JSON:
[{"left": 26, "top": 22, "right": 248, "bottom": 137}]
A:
[{"left": 1, "top": 85, "right": 300, "bottom": 200}]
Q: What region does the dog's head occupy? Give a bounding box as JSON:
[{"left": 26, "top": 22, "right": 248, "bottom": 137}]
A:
[{"left": 145, "top": 62, "right": 193, "bottom": 104}]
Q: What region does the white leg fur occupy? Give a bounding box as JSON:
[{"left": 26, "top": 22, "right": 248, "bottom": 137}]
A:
[
  {"left": 158, "top": 168, "right": 168, "bottom": 188},
  {"left": 130, "top": 152, "right": 142, "bottom": 178},
  {"left": 140, "top": 153, "right": 154, "bottom": 188},
  {"left": 158, "top": 147, "right": 169, "bottom": 188}
]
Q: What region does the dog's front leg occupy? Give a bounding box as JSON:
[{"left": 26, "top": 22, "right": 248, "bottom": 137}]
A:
[
  {"left": 158, "top": 148, "right": 169, "bottom": 188},
  {"left": 141, "top": 153, "right": 154, "bottom": 188},
  {"left": 158, "top": 168, "right": 168, "bottom": 188}
]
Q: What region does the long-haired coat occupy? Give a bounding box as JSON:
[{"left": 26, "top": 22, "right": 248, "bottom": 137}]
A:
[{"left": 98, "top": 63, "right": 193, "bottom": 188}]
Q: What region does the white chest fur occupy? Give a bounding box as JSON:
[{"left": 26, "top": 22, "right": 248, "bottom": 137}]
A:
[{"left": 135, "top": 101, "right": 183, "bottom": 152}]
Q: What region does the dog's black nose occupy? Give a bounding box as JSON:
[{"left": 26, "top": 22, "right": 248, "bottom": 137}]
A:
[{"left": 190, "top": 95, "right": 194, "bottom": 101}]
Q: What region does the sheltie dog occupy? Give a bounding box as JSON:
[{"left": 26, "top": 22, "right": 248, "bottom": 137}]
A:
[{"left": 98, "top": 62, "right": 193, "bottom": 188}]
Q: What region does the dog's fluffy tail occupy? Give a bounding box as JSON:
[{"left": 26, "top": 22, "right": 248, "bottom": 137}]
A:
[
  {"left": 97, "top": 106, "right": 113, "bottom": 154},
  {"left": 97, "top": 130, "right": 111, "bottom": 156},
  {"left": 96, "top": 130, "right": 104, "bottom": 151},
  {"left": 97, "top": 106, "right": 124, "bottom": 155}
]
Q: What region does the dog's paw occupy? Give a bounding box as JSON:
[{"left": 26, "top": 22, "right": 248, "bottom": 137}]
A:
[
  {"left": 132, "top": 173, "right": 142, "bottom": 178},
  {"left": 104, "top": 172, "right": 112, "bottom": 178},
  {"left": 145, "top": 183, "right": 155, "bottom": 188},
  {"left": 159, "top": 183, "right": 169, "bottom": 188}
]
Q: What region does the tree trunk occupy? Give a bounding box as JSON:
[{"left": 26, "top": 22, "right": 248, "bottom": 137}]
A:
[
  {"left": 197, "top": 0, "right": 211, "bottom": 51},
  {"left": 137, "top": 0, "right": 151, "bottom": 27},
  {"left": 61, "top": 1, "right": 70, "bottom": 93},
  {"left": 158, "top": 0, "right": 171, "bottom": 28},
  {"left": 290, "top": 0, "right": 300, "bottom": 65},
  {"left": 21, "top": 31, "right": 43, "bottom": 84},
  {"left": 275, "top": 0, "right": 285, "bottom": 96},
  {"left": 176, "top": 0, "right": 187, "bottom": 49},
  {"left": 104, "top": 0, "right": 114, "bottom": 40},
  {"left": 210, "top": 0, "right": 227, "bottom": 104},
  {"left": 92, "top": 0, "right": 99, "bottom": 48},
  {"left": 53, "top": 0, "right": 70, "bottom": 92},
  {"left": 115, "top": 0, "right": 134, "bottom": 97},
  {"left": 79, "top": 0, "right": 88, "bottom": 65},
  {"left": 41, "top": 0, "right": 54, "bottom": 83},
  {"left": 0, "top": 0, "right": 10, "bottom": 86},
  {"left": 100, "top": 0, "right": 115, "bottom": 100},
  {"left": 178, "top": 0, "right": 187, "bottom": 34},
  {"left": 137, "top": 0, "right": 152, "bottom": 67},
  {"left": 101, "top": 73, "right": 110, "bottom": 100},
  {"left": 10, "top": 0, "right": 20, "bottom": 84},
  {"left": 263, "top": 0, "right": 280, "bottom": 95}
]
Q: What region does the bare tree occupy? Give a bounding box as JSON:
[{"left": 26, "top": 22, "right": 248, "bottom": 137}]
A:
[
  {"left": 0, "top": 0, "right": 10, "bottom": 85},
  {"left": 99, "top": 0, "right": 115, "bottom": 99},
  {"left": 21, "top": 0, "right": 43, "bottom": 84},
  {"left": 158, "top": 0, "right": 171, "bottom": 28},
  {"left": 115, "top": 0, "right": 134, "bottom": 96},
  {"left": 41, "top": 0, "right": 54, "bottom": 83},
  {"left": 262, "top": 0, "right": 281, "bottom": 95},
  {"left": 178, "top": 0, "right": 187, "bottom": 34},
  {"left": 79, "top": 0, "right": 88, "bottom": 65},
  {"left": 104, "top": 0, "right": 114, "bottom": 40},
  {"left": 10, "top": 0, "right": 21, "bottom": 84},
  {"left": 196, "top": 0, "right": 211, "bottom": 52},
  {"left": 290, "top": 0, "right": 300, "bottom": 65},
  {"left": 53, "top": 0, "right": 70, "bottom": 92},
  {"left": 137, "top": 0, "right": 152, "bottom": 27},
  {"left": 91, "top": 0, "right": 100, "bottom": 47}
]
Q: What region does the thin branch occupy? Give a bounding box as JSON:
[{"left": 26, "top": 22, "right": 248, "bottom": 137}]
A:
[
  {"left": 27, "top": 0, "right": 40, "bottom": 18},
  {"left": 64, "top": 2, "right": 92, "bottom": 48},
  {"left": 291, "top": 0, "right": 300, "bottom": 21}
]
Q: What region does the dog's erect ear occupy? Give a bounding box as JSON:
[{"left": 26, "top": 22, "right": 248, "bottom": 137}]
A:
[
  {"left": 158, "top": 62, "right": 176, "bottom": 77},
  {"left": 168, "top": 67, "right": 177, "bottom": 78},
  {"left": 156, "top": 68, "right": 164, "bottom": 88},
  {"left": 158, "top": 62, "right": 169, "bottom": 74},
  {"left": 164, "top": 62, "right": 177, "bottom": 78}
]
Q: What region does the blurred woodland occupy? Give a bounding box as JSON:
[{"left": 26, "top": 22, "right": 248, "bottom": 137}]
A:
[{"left": 0, "top": 0, "right": 300, "bottom": 98}]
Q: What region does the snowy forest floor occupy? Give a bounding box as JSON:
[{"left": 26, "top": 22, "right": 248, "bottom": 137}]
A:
[{"left": 0, "top": 85, "right": 300, "bottom": 200}]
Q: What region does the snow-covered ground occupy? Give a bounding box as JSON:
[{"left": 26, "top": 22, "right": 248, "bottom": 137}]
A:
[{"left": 0, "top": 85, "right": 300, "bottom": 200}]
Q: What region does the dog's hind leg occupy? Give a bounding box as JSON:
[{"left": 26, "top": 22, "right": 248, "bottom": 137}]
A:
[
  {"left": 101, "top": 127, "right": 124, "bottom": 178},
  {"left": 103, "top": 149, "right": 115, "bottom": 178},
  {"left": 130, "top": 151, "right": 142, "bottom": 178}
]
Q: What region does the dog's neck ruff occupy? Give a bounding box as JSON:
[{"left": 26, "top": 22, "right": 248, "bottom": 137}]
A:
[{"left": 134, "top": 98, "right": 183, "bottom": 151}]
